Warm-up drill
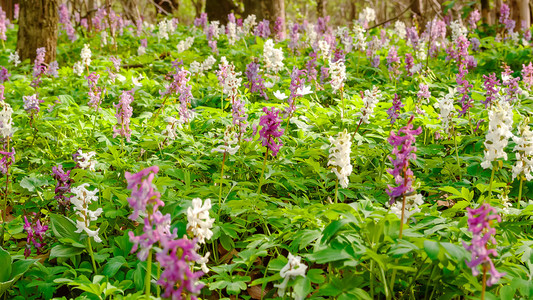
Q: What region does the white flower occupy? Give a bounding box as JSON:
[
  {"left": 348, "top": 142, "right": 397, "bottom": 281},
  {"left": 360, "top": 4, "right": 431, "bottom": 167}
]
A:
[
  {"left": 512, "top": 119, "right": 533, "bottom": 181},
  {"left": 274, "top": 253, "right": 307, "bottom": 300},
  {"left": 394, "top": 21, "right": 406, "bottom": 39},
  {"left": 296, "top": 85, "right": 313, "bottom": 96},
  {"left": 80, "top": 44, "right": 91, "bottom": 67},
  {"left": 306, "top": 26, "right": 318, "bottom": 47},
  {"left": 481, "top": 98, "right": 514, "bottom": 169},
  {"left": 273, "top": 90, "right": 288, "bottom": 100},
  {"left": 100, "top": 30, "right": 108, "bottom": 46},
  {"left": 8, "top": 51, "right": 21, "bottom": 66},
  {"left": 352, "top": 24, "right": 367, "bottom": 51},
  {"left": 218, "top": 57, "right": 242, "bottom": 99},
  {"left": 328, "top": 129, "right": 352, "bottom": 188},
  {"left": 329, "top": 59, "right": 346, "bottom": 92},
  {"left": 211, "top": 126, "right": 240, "bottom": 155},
  {"left": 137, "top": 46, "right": 146, "bottom": 56},
  {"left": 263, "top": 39, "right": 284, "bottom": 73},
  {"left": 242, "top": 15, "right": 257, "bottom": 35},
  {"left": 389, "top": 193, "right": 424, "bottom": 223},
  {"left": 162, "top": 116, "right": 181, "bottom": 140},
  {"left": 187, "top": 198, "right": 214, "bottom": 244},
  {"left": 436, "top": 91, "right": 455, "bottom": 134},
  {"left": 450, "top": 20, "right": 467, "bottom": 41},
  {"left": 226, "top": 21, "right": 238, "bottom": 45},
  {"left": 0, "top": 100, "right": 14, "bottom": 139},
  {"left": 71, "top": 183, "right": 102, "bottom": 243},
  {"left": 356, "top": 86, "right": 382, "bottom": 124},
  {"left": 73, "top": 61, "right": 84, "bottom": 76},
  {"left": 359, "top": 7, "right": 376, "bottom": 25},
  {"left": 157, "top": 19, "right": 170, "bottom": 40},
  {"left": 189, "top": 61, "right": 201, "bottom": 74},
  {"left": 76, "top": 150, "right": 97, "bottom": 171},
  {"left": 176, "top": 36, "right": 194, "bottom": 53},
  {"left": 201, "top": 55, "right": 216, "bottom": 72},
  {"left": 196, "top": 251, "right": 210, "bottom": 273},
  {"left": 318, "top": 40, "right": 330, "bottom": 59}
]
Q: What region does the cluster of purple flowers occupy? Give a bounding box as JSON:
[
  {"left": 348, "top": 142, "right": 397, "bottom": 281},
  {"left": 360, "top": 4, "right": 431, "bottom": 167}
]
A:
[
  {"left": 274, "top": 17, "right": 284, "bottom": 41},
  {"left": 0, "top": 147, "right": 14, "bottom": 175},
  {"left": 194, "top": 13, "right": 208, "bottom": 30},
  {"left": 255, "top": 20, "right": 271, "bottom": 39},
  {"left": 306, "top": 52, "right": 318, "bottom": 83},
  {"left": 287, "top": 67, "right": 307, "bottom": 114},
  {"left": 522, "top": 62, "right": 533, "bottom": 89},
  {"left": 499, "top": 4, "right": 515, "bottom": 33},
  {"left": 87, "top": 72, "right": 103, "bottom": 110},
  {"left": 126, "top": 166, "right": 204, "bottom": 299},
  {"left": 59, "top": 4, "right": 76, "bottom": 41},
  {"left": 23, "top": 214, "right": 48, "bottom": 258},
  {"left": 232, "top": 98, "right": 248, "bottom": 140},
  {"left": 0, "top": 67, "right": 10, "bottom": 83},
  {"left": 387, "top": 93, "right": 403, "bottom": 125},
  {"left": 258, "top": 107, "right": 284, "bottom": 156},
  {"left": 482, "top": 73, "right": 501, "bottom": 108},
  {"left": 289, "top": 23, "right": 300, "bottom": 53},
  {"left": 32, "top": 48, "right": 47, "bottom": 88},
  {"left": 52, "top": 164, "right": 72, "bottom": 207},
  {"left": 463, "top": 204, "right": 505, "bottom": 286},
  {"left": 386, "top": 46, "right": 400, "bottom": 80},
  {"left": 245, "top": 61, "right": 268, "bottom": 99},
  {"left": 113, "top": 90, "right": 134, "bottom": 142},
  {"left": 23, "top": 94, "right": 44, "bottom": 116},
  {"left": 501, "top": 64, "right": 521, "bottom": 102},
  {"left": 0, "top": 7, "right": 8, "bottom": 42},
  {"left": 386, "top": 116, "right": 421, "bottom": 203}
]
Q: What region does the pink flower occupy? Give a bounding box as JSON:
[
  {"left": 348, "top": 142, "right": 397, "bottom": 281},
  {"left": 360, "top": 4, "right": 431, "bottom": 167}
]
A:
[{"left": 258, "top": 107, "right": 284, "bottom": 156}]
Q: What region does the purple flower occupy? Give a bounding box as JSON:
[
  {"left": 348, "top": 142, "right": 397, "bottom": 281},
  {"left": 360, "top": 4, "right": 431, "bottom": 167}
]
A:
[
  {"left": 319, "top": 66, "right": 329, "bottom": 85},
  {"left": 404, "top": 53, "right": 414, "bottom": 75},
  {"left": 32, "top": 48, "right": 47, "bottom": 88},
  {"left": 0, "top": 7, "right": 7, "bottom": 41},
  {"left": 23, "top": 215, "right": 48, "bottom": 258},
  {"left": 255, "top": 20, "right": 271, "bottom": 38},
  {"left": 0, "top": 148, "right": 14, "bottom": 175},
  {"left": 417, "top": 83, "right": 430, "bottom": 100},
  {"left": 156, "top": 237, "right": 204, "bottom": 299},
  {"left": 129, "top": 210, "right": 175, "bottom": 261},
  {"left": 258, "top": 107, "right": 284, "bottom": 156},
  {"left": 387, "top": 93, "right": 403, "bottom": 125},
  {"left": 87, "top": 72, "right": 103, "bottom": 111},
  {"left": 125, "top": 166, "right": 163, "bottom": 221},
  {"left": 482, "top": 73, "right": 500, "bottom": 108},
  {"left": 386, "top": 117, "right": 421, "bottom": 203},
  {"left": 289, "top": 23, "right": 300, "bottom": 52},
  {"left": 141, "top": 38, "right": 148, "bottom": 48},
  {"left": 0, "top": 67, "right": 10, "bottom": 83},
  {"left": 47, "top": 61, "right": 59, "bottom": 78},
  {"left": 387, "top": 46, "right": 400, "bottom": 79},
  {"left": 163, "top": 68, "right": 193, "bottom": 124},
  {"left": 522, "top": 62, "right": 533, "bottom": 89},
  {"left": 52, "top": 164, "right": 72, "bottom": 207},
  {"left": 23, "top": 94, "right": 44, "bottom": 115},
  {"left": 194, "top": 13, "right": 208, "bottom": 29},
  {"left": 274, "top": 16, "right": 284, "bottom": 41},
  {"left": 245, "top": 62, "right": 268, "bottom": 99},
  {"left": 468, "top": 10, "right": 481, "bottom": 29},
  {"left": 59, "top": 4, "right": 76, "bottom": 41},
  {"left": 470, "top": 37, "right": 480, "bottom": 52},
  {"left": 287, "top": 67, "right": 307, "bottom": 113},
  {"left": 113, "top": 90, "right": 134, "bottom": 142},
  {"left": 13, "top": 4, "right": 19, "bottom": 20},
  {"left": 232, "top": 98, "right": 248, "bottom": 140},
  {"left": 371, "top": 56, "right": 380, "bottom": 68},
  {"left": 406, "top": 27, "right": 419, "bottom": 50},
  {"left": 306, "top": 52, "right": 318, "bottom": 83},
  {"left": 463, "top": 204, "right": 505, "bottom": 286}
]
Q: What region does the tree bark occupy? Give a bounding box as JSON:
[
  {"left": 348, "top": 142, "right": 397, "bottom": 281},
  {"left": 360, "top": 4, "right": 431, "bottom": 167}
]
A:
[
  {"left": 514, "top": 0, "right": 530, "bottom": 28},
  {"left": 0, "top": 0, "right": 18, "bottom": 20},
  {"left": 154, "top": 0, "right": 179, "bottom": 15},
  {"left": 191, "top": 0, "right": 204, "bottom": 18},
  {"left": 317, "top": 0, "right": 326, "bottom": 19},
  {"left": 16, "top": 0, "right": 58, "bottom": 63},
  {"left": 205, "top": 0, "right": 237, "bottom": 22},
  {"left": 243, "top": 0, "right": 285, "bottom": 35},
  {"left": 481, "top": 0, "right": 491, "bottom": 25}
]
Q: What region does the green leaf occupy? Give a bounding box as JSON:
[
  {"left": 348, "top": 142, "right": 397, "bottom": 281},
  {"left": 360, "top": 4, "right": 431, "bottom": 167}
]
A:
[
  {"left": 424, "top": 240, "right": 441, "bottom": 260},
  {"left": 307, "top": 248, "right": 352, "bottom": 264},
  {"left": 49, "top": 244, "right": 84, "bottom": 259},
  {"left": 307, "top": 269, "right": 325, "bottom": 284},
  {"left": 320, "top": 218, "right": 351, "bottom": 243},
  {"left": 102, "top": 256, "right": 127, "bottom": 278},
  {"left": 0, "top": 247, "right": 12, "bottom": 282},
  {"left": 50, "top": 214, "right": 81, "bottom": 241}
]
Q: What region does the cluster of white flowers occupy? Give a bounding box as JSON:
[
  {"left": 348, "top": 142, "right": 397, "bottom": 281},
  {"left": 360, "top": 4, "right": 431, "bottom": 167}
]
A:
[
  {"left": 437, "top": 91, "right": 456, "bottom": 134},
  {"left": 190, "top": 55, "right": 216, "bottom": 75},
  {"left": 80, "top": 44, "right": 91, "bottom": 68},
  {"left": 394, "top": 20, "right": 407, "bottom": 39},
  {"left": 73, "top": 61, "right": 84, "bottom": 76},
  {"left": 242, "top": 15, "right": 257, "bottom": 35},
  {"left": 212, "top": 126, "right": 240, "bottom": 155},
  {"left": 359, "top": 7, "right": 376, "bottom": 26},
  {"left": 208, "top": 21, "right": 221, "bottom": 40},
  {"left": 481, "top": 99, "right": 514, "bottom": 169},
  {"left": 329, "top": 59, "right": 346, "bottom": 93},
  {"left": 161, "top": 116, "right": 180, "bottom": 141},
  {"left": 352, "top": 24, "right": 367, "bottom": 51},
  {"left": 8, "top": 51, "right": 20, "bottom": 66},
  {"left": 498, "top": 193, "right": 512, "bottom": 214},
  {"left": 306, "top": 26, "right": 318, "bottom": 48},
  {"left": 218, "top": 57, "right": 242, "bottom": 99},
  {"left": 100, "top": 30, "right": 108, "bottom": 46},
  {"left": 275, "top": 253, "right": 308, "bottom": 300},
  {"left": 157, "top": 19, "right": 175, "bottom": 40},
  {"left": 512, "top": 120, "right": 533, "bottom": 180},
  {"left": 187, "top": 198, "right": 214, "bottom": 272},
  {"left": 450, "top": 20, "right": 468, "bottom": 41},
  {"left": 328, "top": 129, "right": 352, "bottom": 188},
  {"left": 337, "top": 26, "right": 352, "bottom": 51},
  {"left": 263, "top": 39, "right": 284, "bottom": 73},
  {"left": 318, "top": 40, "right": 330, "bottom": 60},
  {"left": 0, "top": 96, "right": 13, "bottom": 139},
  {"left": 71, "top": 183, "right": 102, "bottom": 242},
  {"left": 389, "top": 193, "right": 424, "bottom": 223},
  {"left": 356, "top": 86, "right": 382, "bottom": 124},
  {"left": 226, "top": 21, "right": 239, "bottom": 45},
  {"left": 76, "top": 150, "right": 97, "bottom": 171},
  {"left": 176, "top": 36, "right": 195, "bottom": 53}
]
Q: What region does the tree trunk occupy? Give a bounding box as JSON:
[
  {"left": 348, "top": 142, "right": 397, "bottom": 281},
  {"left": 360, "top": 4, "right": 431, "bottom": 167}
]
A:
[
  {"left": 317, "top": 0, "right": 326, "bottom": 19},
  {"left": 244, "top": 0, "right": 284, "bottom": 34},
  {"left": 16, "top": 0, "right": 58, "bottom": 63},
  {"left": 244, "top": 0, "right": 264, "bottom": 20},
  {"left": 154, "top": 0, "right": 179, "bottom": 15},
  {"left": 205, "top": 0, "right": 237, "bottom": 22},
  {"left": 514, "top": 0, "right": 530, "bottom": 28},
  {"left": 120, "top": 0, "right": 141, "bottom": 23},
  {"left": 481, "top": 0, "right": 491, "bottom": 25},
  {"left": 191, "top": 0, "right": 204, "bottom": 18},
  {"left": 0, "top": 0, "right": 18, "bottom": 20}
]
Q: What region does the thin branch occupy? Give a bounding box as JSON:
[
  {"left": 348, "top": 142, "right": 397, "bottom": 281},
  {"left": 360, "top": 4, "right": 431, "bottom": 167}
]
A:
[{"left": 368, "top": 0, "right": 416, "bottom": 29}]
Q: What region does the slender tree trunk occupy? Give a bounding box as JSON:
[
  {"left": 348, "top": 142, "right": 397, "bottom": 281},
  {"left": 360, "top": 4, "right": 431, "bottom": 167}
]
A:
[
  {"left": 481, "top": 0, "right": 491, "bottom": 25},
  {"left": 16, "top": 0, "right": 58, "bottom": 63},
  {"left": 317, "top": 0, "right": 326, "bottom": 19},
  {"left": 515, "top": 0, "right": 530, "bottom": 28},
  {"left": 154, "top": 0, "right": 179, "bottom": 15},
  {"left": 243, "top": 0, "right": 285, "bottom": 36},
  {"left": 0, "top": 0, "right": 18, "bottom": 20},
  {"left": 191, "top": 0, "right": 204, "bottom": 18}
]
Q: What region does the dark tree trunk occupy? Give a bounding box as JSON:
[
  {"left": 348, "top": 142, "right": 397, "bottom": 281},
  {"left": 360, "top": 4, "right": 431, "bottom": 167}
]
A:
[
  {"left": 244, "top": 0, "right": 285, "bottom": 35},
  {"left": 16, "top": 0, "right": 58, "bottom": 63},
  {"left": 244, "top": 0, "right": 264, "bottom": 20},
  {"left": 120, "top": 0, "right": 141, "bottom": 23},
  {"left": 0, "top": 0, "right": 18, "bottom": 20},
  {"left": 191, "top": 0, "right": 204, "bottom": 18},
  {"left": 317, "top": 0, "right": 326, "bottom": 18},
  {"left": 511, "top": 0, "right": 530, "bottom": 28},
  {"left": 481, "top": 0, "right": 491, "bottom": 25},
  {"left": 205, "top": 0, "right": 237, "bottom": 22},
  {"left": 154, "top": 0, "right": 179, "bottom": 15}
]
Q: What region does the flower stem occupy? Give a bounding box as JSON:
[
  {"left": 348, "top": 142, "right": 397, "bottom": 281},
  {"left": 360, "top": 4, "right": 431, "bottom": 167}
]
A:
[
  {"left": 481, "top": 266, "right": 487, "bottom": 300},
  {"left": 145, "top": 248, "right": 152, "bottom": 299},
  {"left": 219, "top": 151, "right": 227, "bottom": 206},
  {"left": 340, "top": 88, "right": 345, "bottom": 120},
  {"left": 334, "top": 179, "right": 339, "bottom": 204},
  {"left": 452, "top": 125, "right": 461, "bottom": 181},
  {"left": 517, "top": 176, "right": 524, "bottom": 208},
  {"left": 87, "top": 237, "right": 97, "bottom": 274},
  {"left": 487, "top": 163, "right": 496, "bottom": 204},
  {"left": 399, "top": 193, "right": 407, "bottom": 239},
  {"left": 257, "top": 148, "right": 269, "bottom": 193}
]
